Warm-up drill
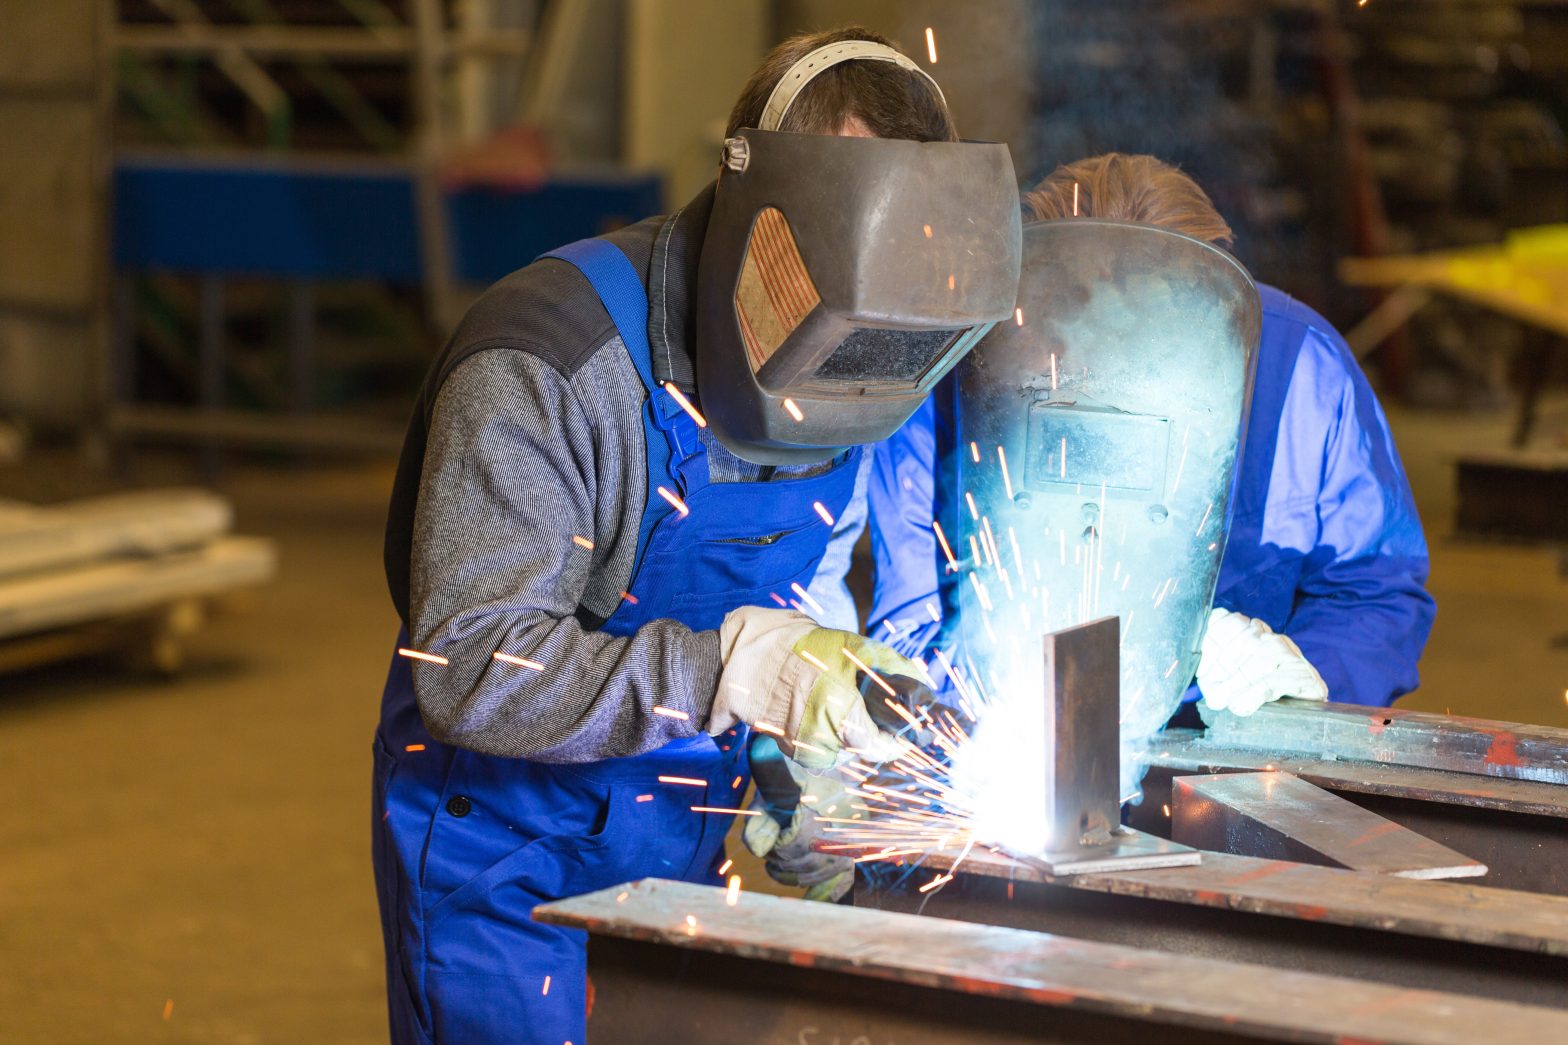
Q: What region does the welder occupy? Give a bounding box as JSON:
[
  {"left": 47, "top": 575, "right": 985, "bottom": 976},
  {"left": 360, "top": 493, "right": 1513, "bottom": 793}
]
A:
[
  {"left": 856, "top": 153, "right": 1435, "bottom": 720},
  {"left": 371, "top": 27, "right": 1021, "bottom": 1045}
]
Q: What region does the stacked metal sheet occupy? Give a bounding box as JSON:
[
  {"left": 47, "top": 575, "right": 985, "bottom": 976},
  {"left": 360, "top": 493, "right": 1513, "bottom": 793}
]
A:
[{"left": 0, "top": 488, "right": 276, "bottom": 674}]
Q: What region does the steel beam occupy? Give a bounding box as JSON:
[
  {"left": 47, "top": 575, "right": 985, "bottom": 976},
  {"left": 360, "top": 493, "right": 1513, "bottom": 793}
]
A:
[
  {"left": 1170, "top": 771, "right": 1486, "bottom": 879},
  {"left": 1198, "top": 699, "right": 1568, "bottom": 785},
  {"left": 540, "top": 878, "right": 1568, "bottom": 1044}
]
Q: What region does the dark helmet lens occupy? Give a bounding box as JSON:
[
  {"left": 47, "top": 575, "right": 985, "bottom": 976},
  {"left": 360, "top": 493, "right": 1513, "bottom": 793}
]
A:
[{"left": 812, "top": 326, "right": 964, "bottom": 386}]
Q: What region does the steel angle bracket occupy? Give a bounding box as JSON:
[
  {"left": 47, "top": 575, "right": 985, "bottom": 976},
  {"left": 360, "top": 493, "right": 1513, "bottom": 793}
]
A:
[{"left": 1017, "top": 618, "right": 1200, "bottom": 875}]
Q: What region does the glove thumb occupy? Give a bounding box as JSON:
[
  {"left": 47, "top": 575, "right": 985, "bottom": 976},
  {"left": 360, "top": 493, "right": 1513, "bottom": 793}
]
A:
[
  {"left": 838, "top": 699, "right": 910, "bottom": 765},
  {"left": 802, "top": 869, "right": 855, "bottom": 903},
  {"left": 742, "top": 807, "right": 783, "bottom": 858}
]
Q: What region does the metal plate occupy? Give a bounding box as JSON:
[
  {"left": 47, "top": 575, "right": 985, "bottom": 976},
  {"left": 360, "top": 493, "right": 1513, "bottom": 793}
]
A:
[
  {"left": 857, "top": 856, "right": 1568, "bottom": 1009},
  {"left": 1023, "top": 404, "right": 1170, "bottom": 493},
  {"left": 1014, "top": 827, "right": 1201, "bottom": 875},
  {"left": 1133, "top": 744, "right": 1568, "bottom": 896},
  {"left": 1171, "top": 771, "right": 1486, "bottom": 879},
  {"left": 1148, "top": 729, "right": 1568, "bottom": 819}
]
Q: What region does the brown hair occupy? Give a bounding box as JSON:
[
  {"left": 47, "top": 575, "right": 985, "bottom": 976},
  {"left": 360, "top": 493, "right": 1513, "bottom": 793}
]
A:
[
  {"left": 726, "top": 26, "right": 956, "bottom": 143},
  {"left": 1023, "top": 153, "right": 1234, "bottom": 248}
]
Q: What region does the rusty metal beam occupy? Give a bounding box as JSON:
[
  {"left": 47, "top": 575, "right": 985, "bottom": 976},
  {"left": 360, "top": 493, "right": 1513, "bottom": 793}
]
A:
[
  {"left": 1170, "top": 771, "right": 1486, "bottom": 879},
  {"left": 541, "top": 878, "right": 1568, "bottom": 1044},
  {"left": 1199, "top": 699, "right": 1568, "bottom": 785},
  {"left": 900, "top": 845, "right": 1568, "bottom": 957},
  {"left": 858, "top": 849, "right": 1568, "bottom": 1009}
]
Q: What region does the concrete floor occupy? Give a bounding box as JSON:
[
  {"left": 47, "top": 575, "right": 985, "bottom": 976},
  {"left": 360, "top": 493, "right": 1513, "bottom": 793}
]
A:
[{"left": 2, "top": 398, "right": 1566, "bottom": 1043}]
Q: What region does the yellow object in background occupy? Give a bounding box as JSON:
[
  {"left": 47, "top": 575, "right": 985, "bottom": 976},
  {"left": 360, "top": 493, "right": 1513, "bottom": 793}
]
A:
[{"left": 1505, "top": 224, "right": 1568, "bottom": 261}]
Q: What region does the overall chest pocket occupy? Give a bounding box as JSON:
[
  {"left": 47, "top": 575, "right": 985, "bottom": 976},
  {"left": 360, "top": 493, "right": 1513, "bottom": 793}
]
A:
[{"left": 659, "top": 522, "right": 827, "bottom": 604}]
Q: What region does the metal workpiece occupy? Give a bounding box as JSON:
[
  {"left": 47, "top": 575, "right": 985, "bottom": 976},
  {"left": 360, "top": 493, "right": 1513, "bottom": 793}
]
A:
[
  {"left": 1199, "top": 698, "right": 1568, "bottom": 785},
  {"left": 1028, "top": 617, "right": 1199, "bottom": 874},
  {"left": 899, "top": 844, "right": 1568, "bottom": 958},
  {"left": 1170, "top": 771, "right": 1487, "bottom": 879},
  {"left": 859, "top": 848, "right": 1568, "bottom": 1008},
  {"left": 1141, "top": 724, "right": 1568, "bottom": 895},
  {"left": 541, "top": 878, "right": 1568, "bottom": 1044},
  {"left": 1010, "top": 828, "right": 1199, "bottom": 875},
  {"left": 945, "top": 218, "right": 1260, "bottom": 775},
  {"left": 1148, "top": 729, "right": 1568, "bottom": 818},
  {"left": 1043, "top": 617, "right": 1119, "bottom": 849}
]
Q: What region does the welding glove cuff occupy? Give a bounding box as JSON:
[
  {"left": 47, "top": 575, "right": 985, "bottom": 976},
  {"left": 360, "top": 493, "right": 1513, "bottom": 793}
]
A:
[
  {"left": 709, "top": 606, "right": 920, "bottom": 769},
  {"left": 1197, "top": 608, "right": 1329, "bottom": 716},
  {"left": 743, "top": 765, "right": 857, "bottom": 902}
]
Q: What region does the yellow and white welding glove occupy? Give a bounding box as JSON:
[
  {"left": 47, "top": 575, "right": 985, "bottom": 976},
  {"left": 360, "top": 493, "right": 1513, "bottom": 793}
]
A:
[
  {"left": 743, "top": 737, "right": 859, "bottom": 902},
  {"left": 1197, "top": 607, "right": 1328, "bottom": 716},
  {"left": 709, "top": 606, "right": 927, "bottom": 770}
]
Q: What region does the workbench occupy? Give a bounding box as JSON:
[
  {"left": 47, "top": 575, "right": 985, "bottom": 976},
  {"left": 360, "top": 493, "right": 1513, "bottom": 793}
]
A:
[{"left": 541, "top": 698, "right": 1568, "bottom": 1042}]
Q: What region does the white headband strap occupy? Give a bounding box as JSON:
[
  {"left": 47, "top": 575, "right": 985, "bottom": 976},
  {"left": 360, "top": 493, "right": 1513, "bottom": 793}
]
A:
[{"left": 758, "top": 40, "right": 948, "bottom": 134}]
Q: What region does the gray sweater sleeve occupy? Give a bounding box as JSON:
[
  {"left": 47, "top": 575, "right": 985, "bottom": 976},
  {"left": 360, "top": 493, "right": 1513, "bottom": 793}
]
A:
[{"left": 406, "top": 346, "right": 722, "bottom": 761}]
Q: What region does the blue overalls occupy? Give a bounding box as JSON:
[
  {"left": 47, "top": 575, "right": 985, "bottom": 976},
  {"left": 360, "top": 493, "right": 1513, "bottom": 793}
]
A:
[{"left": 371, "top": 238, "right": 861, "bottom": 1044}]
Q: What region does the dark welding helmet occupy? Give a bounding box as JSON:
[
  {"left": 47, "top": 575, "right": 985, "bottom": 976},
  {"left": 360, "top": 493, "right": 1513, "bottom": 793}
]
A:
[{"left": 695, "top": 42, "right": 1022, "bottom": 465}]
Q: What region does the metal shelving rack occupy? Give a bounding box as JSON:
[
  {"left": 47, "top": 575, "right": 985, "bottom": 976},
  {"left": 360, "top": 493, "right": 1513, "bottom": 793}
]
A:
[{"left": 105, "top": 0, "right": 539, "bottom": 459}]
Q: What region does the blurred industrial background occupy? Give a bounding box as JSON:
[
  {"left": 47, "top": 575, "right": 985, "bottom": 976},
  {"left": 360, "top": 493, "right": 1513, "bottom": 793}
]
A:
[{"left": 2, "top": 1, "right": 1567, "bottom": 1041}]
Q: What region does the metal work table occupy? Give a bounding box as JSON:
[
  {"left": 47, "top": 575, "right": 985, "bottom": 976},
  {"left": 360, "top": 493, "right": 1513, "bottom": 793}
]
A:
[
  {"left": 849, "top": 699, "right": 1568, "bottom": 1007},
  {"left": 538, "top": 878, "right": 1568, "bottom": 1044}
]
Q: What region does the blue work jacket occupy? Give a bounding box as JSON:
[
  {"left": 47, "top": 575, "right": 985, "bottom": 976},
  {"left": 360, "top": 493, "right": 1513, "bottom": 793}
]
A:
[{"left": 820, "top": 284, "right": 1436, "bottom": 708}]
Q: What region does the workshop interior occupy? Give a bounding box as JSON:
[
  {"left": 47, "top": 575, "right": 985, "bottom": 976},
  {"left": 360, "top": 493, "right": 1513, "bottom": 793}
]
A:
[{"left": 5, "top": 2, "right": 1568, "bottom": 1043}]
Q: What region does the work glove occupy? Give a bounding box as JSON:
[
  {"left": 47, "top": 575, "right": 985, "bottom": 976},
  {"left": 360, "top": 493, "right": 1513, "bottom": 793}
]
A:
[
  {"left": 1196, "top": 607, "right": 1329, "bottom": 717},
  {"left": 743, "top": 735, "right": 858, "bottom": 902},
  {"left": 709, "top": 606, "right": 934, "bottom": 769}
]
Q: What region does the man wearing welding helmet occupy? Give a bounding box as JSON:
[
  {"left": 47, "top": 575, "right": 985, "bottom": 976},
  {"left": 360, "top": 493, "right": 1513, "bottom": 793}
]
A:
[
  {"left": 371, "top": 27, "right": 1021, "bottom": 1045},
  {"left": 853, "top": 153, "right": 1435, "bottom": 719}
]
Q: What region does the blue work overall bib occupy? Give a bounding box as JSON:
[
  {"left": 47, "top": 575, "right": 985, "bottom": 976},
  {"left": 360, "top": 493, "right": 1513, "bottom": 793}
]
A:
[{"left": 371, "top": 237, "right": 861, "bottom": 1045}]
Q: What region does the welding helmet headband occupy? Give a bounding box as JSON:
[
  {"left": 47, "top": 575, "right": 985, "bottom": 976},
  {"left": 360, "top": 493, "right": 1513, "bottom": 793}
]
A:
[{"left": 695, "top": 47, "right": 1021, "bottom": 464}]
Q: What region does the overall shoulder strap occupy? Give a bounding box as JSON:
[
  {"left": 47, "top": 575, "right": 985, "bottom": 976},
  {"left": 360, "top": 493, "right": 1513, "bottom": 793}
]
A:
[
  {"left": 540, "top": 238, "right": 703, "bottom": 584},
  {"left": 541, "top": 237, "right": 702, "bottom": 463},
  {"left": 542, "top": 238, "right": 659, "bottom": 396}
]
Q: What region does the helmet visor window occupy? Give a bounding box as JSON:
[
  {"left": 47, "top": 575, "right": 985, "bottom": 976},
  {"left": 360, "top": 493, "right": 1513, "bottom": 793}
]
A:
[{"left": 811, "top": 326, "right": 964, "bottom": 386}]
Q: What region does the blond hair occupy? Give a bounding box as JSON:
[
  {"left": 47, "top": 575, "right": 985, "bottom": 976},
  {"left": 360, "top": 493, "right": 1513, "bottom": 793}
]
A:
[{"left": 1024, "top": 153, "right": 1234, "bottom": 248}]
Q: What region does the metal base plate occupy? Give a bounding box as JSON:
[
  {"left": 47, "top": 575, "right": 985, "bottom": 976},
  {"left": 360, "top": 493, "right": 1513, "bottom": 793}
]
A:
[{"left": 1008, "top": 827, "right": 1201, "bottom": 876}]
